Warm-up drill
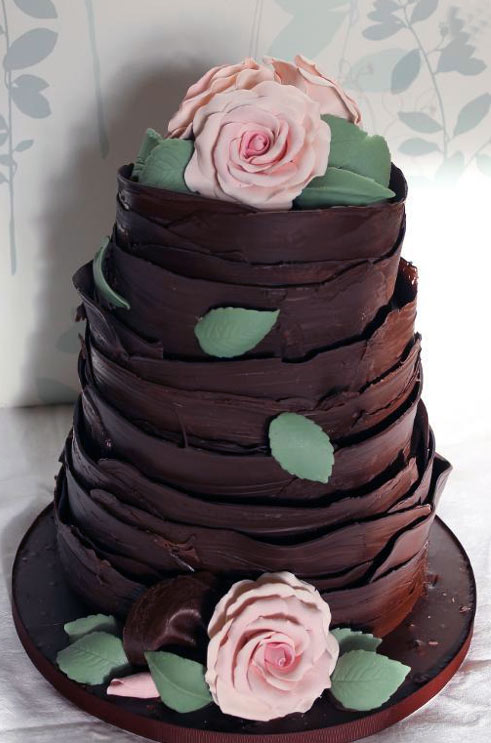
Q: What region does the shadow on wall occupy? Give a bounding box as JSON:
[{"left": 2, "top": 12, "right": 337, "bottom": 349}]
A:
[{"left": 20, "top": 61, "right": 206, "bottom": 408}]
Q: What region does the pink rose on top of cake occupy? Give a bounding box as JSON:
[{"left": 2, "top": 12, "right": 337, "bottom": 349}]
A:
[
  {"left": 167, "top": 58, "right": 275, "bottom": 139},
  {"left": 184, "top": 80, "right": 331, "bottom": 210},
  {"left": 265, "top": 53, "right": 362, "bottom": 124},
  {"left": 206, "top": 572, "right": 339, "bottom": 721}
]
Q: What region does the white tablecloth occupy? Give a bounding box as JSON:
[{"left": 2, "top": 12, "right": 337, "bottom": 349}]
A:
[{"left": 0, "top": 404, "right": 489, "bottom": 742}]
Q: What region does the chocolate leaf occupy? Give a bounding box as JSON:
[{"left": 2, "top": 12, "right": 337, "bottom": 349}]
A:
[
  {"left": 139, "top": 139, "right": 193, "bottom": 193},
  {"left": 57, "top": 631, "right": 129, "bottom": 685},
  {"left": 269, "top": 412, "right": 334, "bottom": 483},
  {"left": 132, "top": 128, "right": 163, "bottom": 179},
  {"left": 194, "top": 307, "right": 279, "bottom": 358},
  {"left": 295, "top": 168, "right": 395, "bottom": 209},
  {"left": 93, "top": 237, "right": 130, "bottom": 310},
  {"left": 322, "top": 115, "right": 391, "bottom": 187},
  {"left": 331, "top": 649, "right": 410, "bottom": 711},
  {"left": 64, "top": 613, "right": 119, "bottom": 642},
  {"left": 332, "top": 628, "right": 382, "bottom": 655},
  {"left": 145, "top": 651, "right": 212, "bottom": 713}
]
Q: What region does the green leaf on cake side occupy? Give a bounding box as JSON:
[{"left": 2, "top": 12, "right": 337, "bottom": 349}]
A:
[
  {"left": 294, "top": 168, "right": 395, "bottom": 209},
  {"left": 322, "top": 115, "right": 392, "bottom": 187},
  {"left": 194, "top": 307, "right": 279, "bottom": 358},
  {"left": 269, "top": 413, "right": 334, "bottom": 483},
  {"left": 145, "top": 651, "right": 212, "bottom": 713},
  {"left": 332, "top": 628, "right": 382, "bottom": 655},
  {"left": 93, "top": 236, "right": 130, "bottom": 310},
  {"left": 139, "top": 139, "right": 194, "bottom": 193},
  {"left": 56, "top": 631, "right": 129, "bottom": 685},
  {"left": 64, "top": 614, "right": 119, "bottom": 642},
  {"left": 330, "top": 649, "right": 410, "bottom": 711},
  {"left": 133, "top": 128, "right": 164, "bottom": 179}
]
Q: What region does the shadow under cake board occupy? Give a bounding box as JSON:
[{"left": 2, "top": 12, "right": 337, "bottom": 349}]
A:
[{"left": 12, "top": 508, "right": 475, "bottom": 743}]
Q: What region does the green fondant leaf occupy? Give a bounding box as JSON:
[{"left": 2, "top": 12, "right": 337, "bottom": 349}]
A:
[
  {"left": 133, "top": 127, "right": 163, "bottom": 179},
  {"left": 322, "top": 115, "right": 391, "bottom": 187},
  {"left": 93, "top": 236, "right": 130, "bottom": 310},
  {"left": 331, "top": 649, "right": 410, "bottom": 711},
  {"left": 56, "top": 632, "right": 129, "bottom": 685},
  {"left": 295, "top": 168, "right": 395, "bottom": 209},
  {"left": 145, "top": 651, "right": 212, "bottom": 713},
  {"left": 139, "top": 139, "right": 193, "bottom": 193},
  {"left": 194, "top": 307, "right": 279, "bottom": 358},
  {"left": 269, "top": 412, "right": 334, "bottom": 483},
  {"left": 332, "top": 628, "right": 382, "bottom": 655},
  {"left": 64, "top": 614, "right": 118, "bottom": 642}
]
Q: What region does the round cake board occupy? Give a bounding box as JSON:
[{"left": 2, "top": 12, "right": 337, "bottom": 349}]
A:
[{"left": 12, "top": 507, "right": 475, "bottom": 743}]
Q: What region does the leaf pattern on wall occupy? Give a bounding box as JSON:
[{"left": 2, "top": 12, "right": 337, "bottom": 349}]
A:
[
  {"left": 11, "top": 74, "right": 51, "bottom": 117},
  {"left": 0, "top": 0, "right": 58, "bottom": 275},
  {"left": 391, "top": 48, "right": 420, "bottom": 92},
  {"left": 3, "top": 27, "right": 57, "bottom": 70},
  {"left": 361, "top": 0, "right": 490, "bottom": 180},
  {"left": 13, "top": 0, "right": 57, "bottom": 19},
  {"left": 269, "top": 0, "right": 352, "bottom": 59},
  {"left": 345, "top": 48, "right": 407, "bottom": 92},
  {"left": 84, "top": 0, "right": 109, "bottom": 158}
]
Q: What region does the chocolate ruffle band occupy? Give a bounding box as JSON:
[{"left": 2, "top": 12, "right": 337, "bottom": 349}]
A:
[{"left": 54, "top": 159, "right": 451, "bottom": 650}]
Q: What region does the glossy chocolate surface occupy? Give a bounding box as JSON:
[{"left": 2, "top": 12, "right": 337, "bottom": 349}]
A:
[
  {"left": 54, "top": 160, "right": 451, "bottom": 641},
  {"left": 13, "top": 507, "right": 475, "bottom": 741}
]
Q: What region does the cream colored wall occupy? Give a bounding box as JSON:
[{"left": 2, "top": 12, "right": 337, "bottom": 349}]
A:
[{"left": 1, "top": 0, "right": 490, "bottom": 406}]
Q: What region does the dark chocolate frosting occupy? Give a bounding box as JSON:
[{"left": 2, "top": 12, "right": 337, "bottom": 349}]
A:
[
  {"left": 123, "top": 573, "right": 218, "bottom": 666},
  {"left": 115, "top": 164, "right": 407, "bottom": 264},
  {"left": 53, "top": 159, "right": 451, "bottom": 648},
  {"left": 107, "top": 228, "right": 404, "bottom": 358}
]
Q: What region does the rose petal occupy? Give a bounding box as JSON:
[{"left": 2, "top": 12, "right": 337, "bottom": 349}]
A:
[{"left": 107, "top": 672, "right": 159, "bottom": 699}]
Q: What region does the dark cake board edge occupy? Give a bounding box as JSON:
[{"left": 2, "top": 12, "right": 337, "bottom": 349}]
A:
[{"left": 11, "top": 507, "right": 475, "bottom": 743}]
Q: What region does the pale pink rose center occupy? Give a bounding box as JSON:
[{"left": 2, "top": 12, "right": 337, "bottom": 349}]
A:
[
  {"left": 241, "top": 130, "right": 271, "bottom": 159},
  {"left": 264, "top": 642, "right": 296, "bottom": 671}
]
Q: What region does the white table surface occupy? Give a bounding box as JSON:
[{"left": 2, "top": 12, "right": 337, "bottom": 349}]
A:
[{"left": 0, "top": 402, "right": 489, "bottom": 743}]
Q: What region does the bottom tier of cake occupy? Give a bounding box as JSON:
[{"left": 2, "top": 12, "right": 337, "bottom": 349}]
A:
[{"left": 55, "top": 391, "right": 451, "bottom": 639}]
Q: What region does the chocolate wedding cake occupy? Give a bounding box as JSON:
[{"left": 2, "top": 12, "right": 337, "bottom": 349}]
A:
[{"left": 51, "top": 56, "right": 452, "bottom": 723}]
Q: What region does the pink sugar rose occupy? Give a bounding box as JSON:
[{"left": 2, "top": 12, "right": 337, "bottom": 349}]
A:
[
  {"left": 265, "top": 53, "right": 362, "bottom": 124},
  {"left": 206, "top": 572, "right": 339, "bottom": 721},
  {"left": 184, "top": 81, "right": 331, "bottom": 210},
  {"left": 168, "top": 58, "right": 275, "bottom": 139}
]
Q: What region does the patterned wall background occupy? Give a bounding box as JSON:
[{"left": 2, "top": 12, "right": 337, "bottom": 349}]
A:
[{"left": 1, "top": 0, "right": 490, "bottom": 406}]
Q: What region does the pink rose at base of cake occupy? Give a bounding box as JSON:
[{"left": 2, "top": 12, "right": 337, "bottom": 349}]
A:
[{"left": 53, "top": 54, "right": 451, "bottom": 722}]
